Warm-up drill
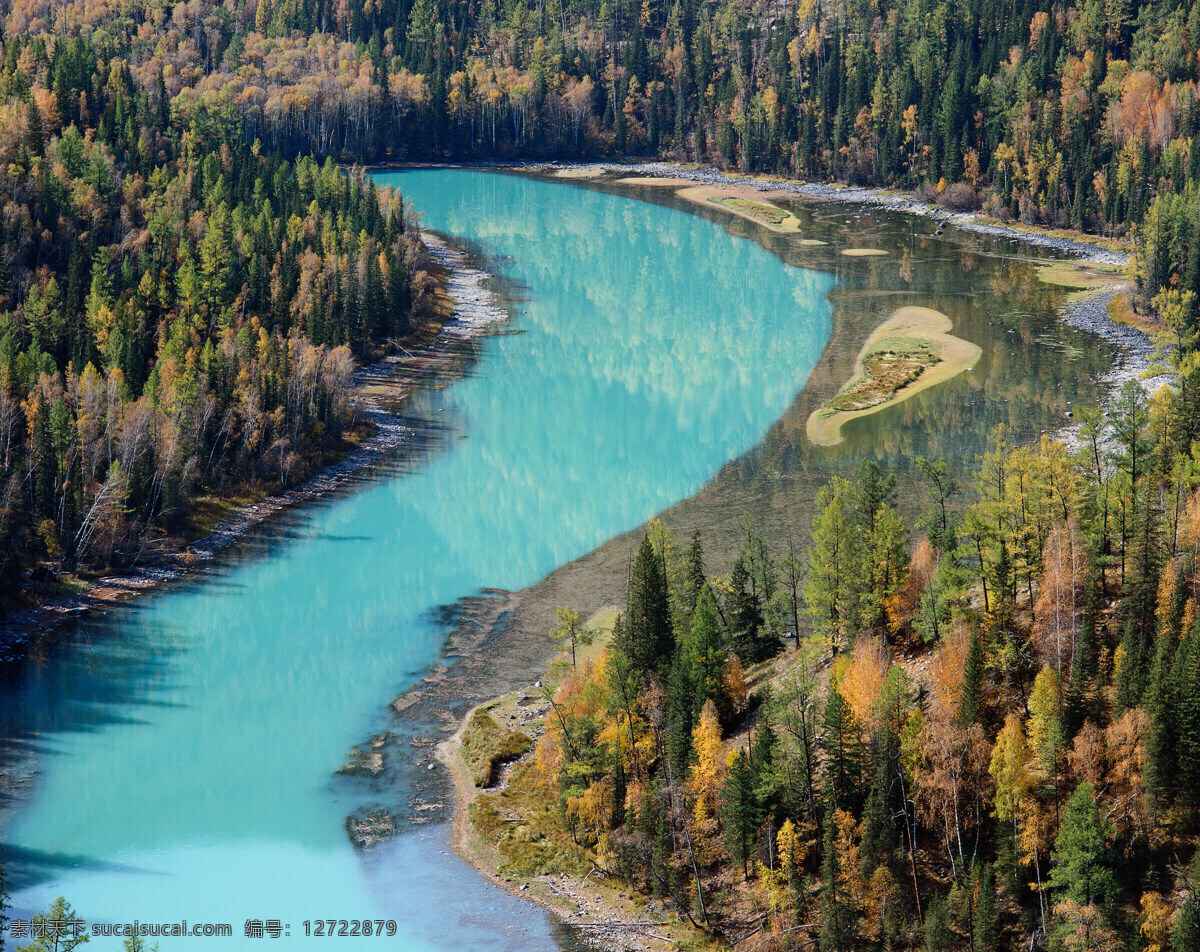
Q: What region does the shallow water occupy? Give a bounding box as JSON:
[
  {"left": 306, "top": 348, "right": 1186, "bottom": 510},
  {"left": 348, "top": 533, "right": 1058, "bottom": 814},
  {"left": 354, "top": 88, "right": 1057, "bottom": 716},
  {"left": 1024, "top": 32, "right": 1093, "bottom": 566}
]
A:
[{"left": 0, "top": 169, "right": 836, "bottom": 948}]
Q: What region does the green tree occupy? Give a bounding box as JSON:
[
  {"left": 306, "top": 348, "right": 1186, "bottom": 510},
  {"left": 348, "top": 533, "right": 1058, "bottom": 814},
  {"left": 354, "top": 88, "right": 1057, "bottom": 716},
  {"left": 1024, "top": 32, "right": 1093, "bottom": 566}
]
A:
[
  {"left": 617, "top": 534, "right": 672, "bottom": 675},
  {"left": 722, "top": 748, "right": 760, "bottom": 879},
  {"left": 1047, "top": 782, "right": 1118, "bottom": 907},
  {"left": 821, "top": 686, "right": 862, "bottom": 814},
  {"left": 805, "top": 477, "right": 861, "bottom": 654},
  {"left": 959, "top": 628, "right": 984, "bottom": 727},
  {"left": 819, "top": 808, "right": 857, "bottom": 952},
  {"left": 682, "top": 583, "right": 727, "bottom": 720},
  {"left": 550, "top": 605, "right": 593, "bottom": 669}
]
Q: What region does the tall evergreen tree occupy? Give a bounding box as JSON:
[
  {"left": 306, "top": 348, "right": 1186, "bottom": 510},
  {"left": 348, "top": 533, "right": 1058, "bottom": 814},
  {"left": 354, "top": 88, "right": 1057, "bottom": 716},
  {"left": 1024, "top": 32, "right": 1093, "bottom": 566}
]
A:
[
  {"left": 1048, "top": 782, "right": 1118, "bottom": 907},
  {"left": 959, "top": 628, "right": 984, "bottom": 728},
  {"left": 821, "top": 686, "right": 862, "bottom": 814},
  {"left": 722, "top": 748, "right": 760, "bottom": 880},
  {"left": 618, "top": 534, "right": 673, "bottom": 675}
]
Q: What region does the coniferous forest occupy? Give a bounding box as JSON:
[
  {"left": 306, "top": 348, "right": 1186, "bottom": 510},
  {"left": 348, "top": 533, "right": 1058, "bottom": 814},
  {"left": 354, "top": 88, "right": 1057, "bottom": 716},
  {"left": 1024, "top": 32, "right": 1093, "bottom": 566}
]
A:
[{"left": 511, "top": 416, "right": 1200, "bottom": 951}]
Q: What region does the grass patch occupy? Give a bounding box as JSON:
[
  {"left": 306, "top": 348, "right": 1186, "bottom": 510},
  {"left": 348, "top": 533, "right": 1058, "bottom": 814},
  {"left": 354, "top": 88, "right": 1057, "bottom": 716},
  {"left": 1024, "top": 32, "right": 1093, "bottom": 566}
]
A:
[
  {"left": 1108, "top": 291, "right": 1166, "bottom": 335},
  {"left": 710, "top": 196, "right": 789, "bottom": 225},
  {"left": 460, "top": 708, "right": 534, "bottom": 788},
  {"left": 683, "top": 188, "right": 802, "bottom": 232},
  {"left": 182, "top": 492, "right": 268, "bottom": 539},
  {"left": 469, "top": 759, "right": 590, "bottom": 879},
  {"left": 826, "top": 337, "right": 942, "bottom": 412}
]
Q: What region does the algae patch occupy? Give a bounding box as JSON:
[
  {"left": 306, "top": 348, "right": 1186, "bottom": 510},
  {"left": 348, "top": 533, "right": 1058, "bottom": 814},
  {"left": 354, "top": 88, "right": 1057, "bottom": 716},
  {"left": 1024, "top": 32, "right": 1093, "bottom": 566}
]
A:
[
  {"left": 807, "top": 306, "right": 981, "bottom": 446},
  {"left": 1036, "top": 262, "right": 1124, "bottom": 289}
]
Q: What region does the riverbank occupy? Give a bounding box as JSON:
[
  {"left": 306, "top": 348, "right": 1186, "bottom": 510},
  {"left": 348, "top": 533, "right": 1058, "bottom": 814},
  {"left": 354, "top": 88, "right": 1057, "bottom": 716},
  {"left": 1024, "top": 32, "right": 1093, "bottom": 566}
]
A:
[
  {"left": 539, "top": 161, "right": 1129, "bottom": 265},
  {"left": 1061, "top": 290, "right": 1172, "bottom": 394},
  {"left": 0, "top": 232, "right": 506, "bottom": 661},
  {"left": 435, "top": 616, "right": 715, "bottom": 952}
]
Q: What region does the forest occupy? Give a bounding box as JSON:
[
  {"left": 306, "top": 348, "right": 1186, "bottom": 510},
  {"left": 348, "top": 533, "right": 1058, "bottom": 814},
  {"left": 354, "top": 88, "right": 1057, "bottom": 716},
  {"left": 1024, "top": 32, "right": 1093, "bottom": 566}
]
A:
[
  {"left": 509, "top": 382, "right": 1200, "bottom": 951},
  {"left": 0, "top": 18, "right": 438, "bottom": 601},
  {"left": 11, "top": 0, "right": 1200, "bottom": 251}
]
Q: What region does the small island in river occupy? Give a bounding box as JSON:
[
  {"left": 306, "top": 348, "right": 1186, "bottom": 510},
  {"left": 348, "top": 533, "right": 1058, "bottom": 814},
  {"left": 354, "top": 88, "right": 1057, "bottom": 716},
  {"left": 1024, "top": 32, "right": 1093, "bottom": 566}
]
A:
[{"left": 807, "top": 305, "right": 982, "bottom": 446}]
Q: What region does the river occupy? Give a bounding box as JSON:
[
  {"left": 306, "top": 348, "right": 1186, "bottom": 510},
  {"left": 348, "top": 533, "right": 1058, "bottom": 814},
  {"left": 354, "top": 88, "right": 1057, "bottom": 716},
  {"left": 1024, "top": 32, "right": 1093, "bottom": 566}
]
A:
[{"left": 0, "top": 169, "right": 837, "bottom": 949}]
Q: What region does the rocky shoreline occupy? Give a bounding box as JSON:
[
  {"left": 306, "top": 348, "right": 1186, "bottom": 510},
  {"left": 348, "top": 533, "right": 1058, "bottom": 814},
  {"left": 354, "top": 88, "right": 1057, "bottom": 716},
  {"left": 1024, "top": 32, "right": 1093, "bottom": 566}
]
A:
[
  {"left": 0, "top": 232, "right": 505, "bottom": 661},
  {"left": 1061, "top": 290, "right": 1170, "bottom": 393}
]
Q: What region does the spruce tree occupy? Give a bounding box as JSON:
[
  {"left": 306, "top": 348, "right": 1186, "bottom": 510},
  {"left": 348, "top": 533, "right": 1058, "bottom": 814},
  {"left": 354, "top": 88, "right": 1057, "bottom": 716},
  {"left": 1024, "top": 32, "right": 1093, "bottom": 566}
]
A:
[
  {"left": 722, "top": 749, "right": 760, "bottom": 880},
  {"left": 1143, "top": 630, "right": 1176, "bottom": 812},
  {"left": 1171, "top": 624, "right": 1200, "bottom": 811},
  {"left": 665, "top": 650, "right": 695, "bottom": 772},
  {"left": 821, "top": 687, "right": 861, "bottom": 814},
  {"left": 860, "top": 729, "right": 899, "bottom": 877},
  {"left": 959, "top": 628, "right": 984, "bottom": 728},
  {"left": 923, "top": 894, "right": 954, "bottom": 952},
  {"left": 975, "top": 864, "right": 1000, "bottom": 952},
  {"left": 683, "top": 529, "right": 705, "bottom": 620},
  {"left": 728, "top": 556, "right": 773, "bottom": 663},
  {"left": 618, "top": 534, "right": 672, "bottom": 675},
  {"left": 1047, "top": 782, "right": 1118, "bottom": 906}
]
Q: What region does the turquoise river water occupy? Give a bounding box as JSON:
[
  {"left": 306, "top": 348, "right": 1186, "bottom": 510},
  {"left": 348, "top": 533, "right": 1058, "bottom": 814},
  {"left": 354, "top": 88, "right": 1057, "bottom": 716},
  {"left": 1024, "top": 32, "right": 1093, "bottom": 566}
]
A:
[{"left": 0, "top": 170, "right": 836, "bottom": 948}]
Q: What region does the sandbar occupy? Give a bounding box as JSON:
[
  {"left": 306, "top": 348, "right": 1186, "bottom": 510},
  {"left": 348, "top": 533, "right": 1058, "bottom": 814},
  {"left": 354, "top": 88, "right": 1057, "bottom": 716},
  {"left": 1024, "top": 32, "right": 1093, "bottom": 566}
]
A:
[{"left": 807, "top": 306, "right": 981, "bottom": 446}]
